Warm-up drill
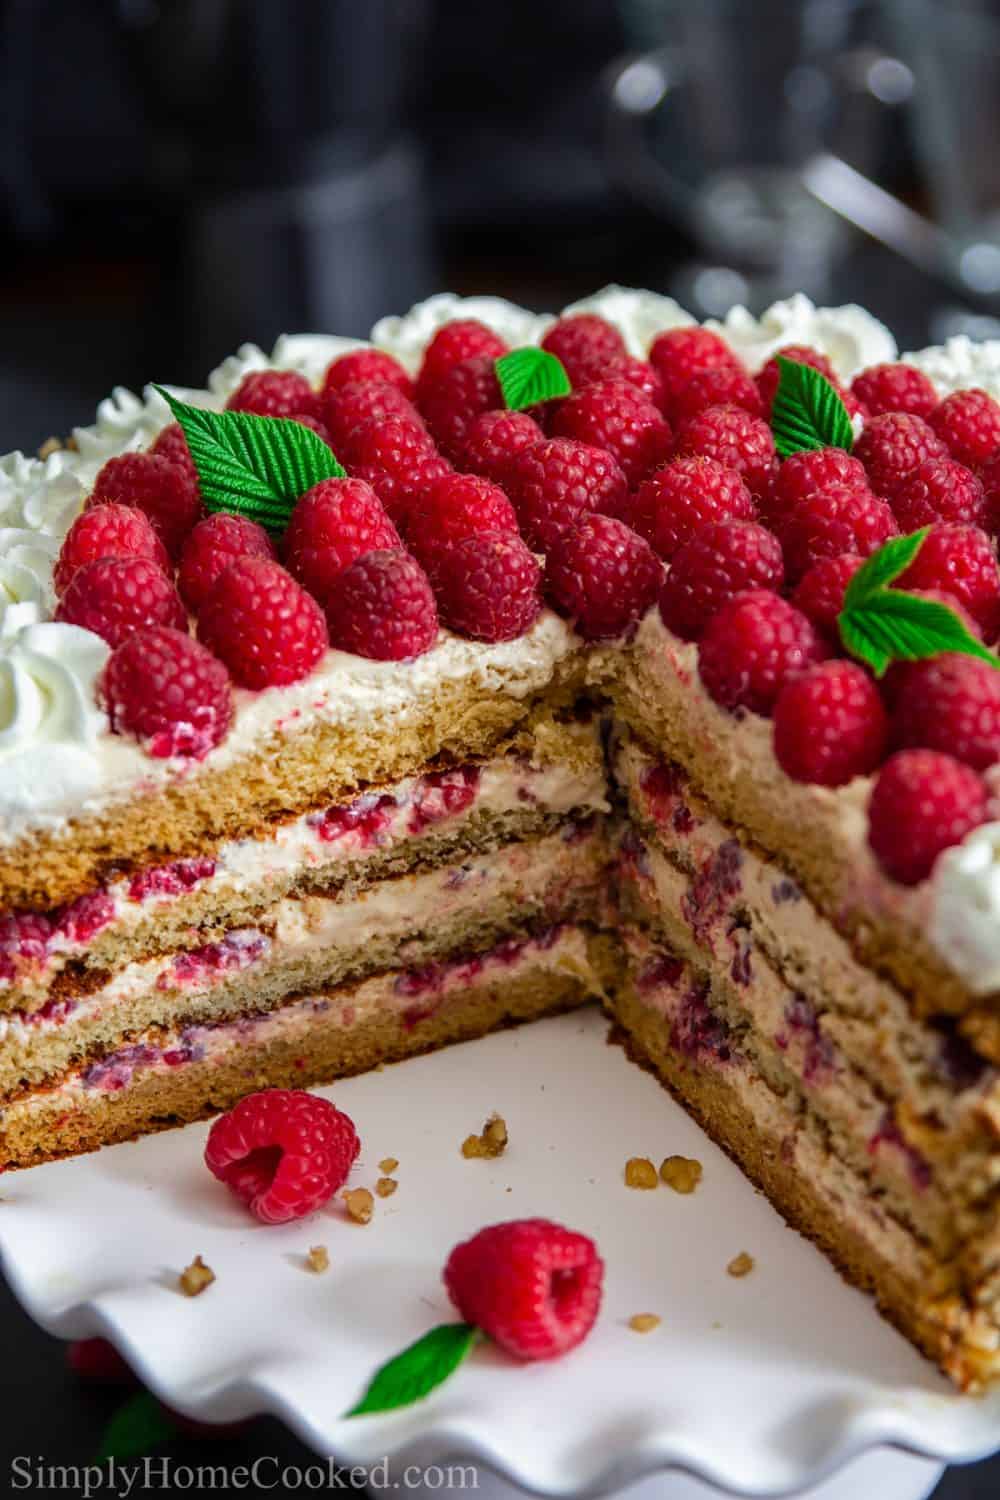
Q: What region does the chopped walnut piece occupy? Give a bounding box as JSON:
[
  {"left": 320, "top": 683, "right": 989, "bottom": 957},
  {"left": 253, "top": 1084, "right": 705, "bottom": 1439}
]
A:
[
  {"left": 342, "top": 1187, "right": 374, "bottom": 1224},
  {"left": 38, "top": 436, "right": 63, "bottom": 460},
  {"left": 306, "top": 1245, "right": 329, "bottom": 1273},
  {"left": 461, "top": 1113, "right": 508, "bottom": 1159},
  {"left": 179, "top": 1255, "right": 215, "bottom": 1296},
  {"left": 624, "top": 1156, "right": 658, "bottom": 1189},
  {"left": 660, "top": 1155, "right": 703, "bottom": 1194},
  {"left": 376, "top": 1176, "right": 398, "bottom": 1198},
  {"left": 378, "top": 1157, "right": 399, "bottom": 1174},
  {"left": 727, "top": 1251, "right": 755, "bottom": 1278},
  {"left": 628, "top": 1313, "right": 661, "bottom": 1334}
]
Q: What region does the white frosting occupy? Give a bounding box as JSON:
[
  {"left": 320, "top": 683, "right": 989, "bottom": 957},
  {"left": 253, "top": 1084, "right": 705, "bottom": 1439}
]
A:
[
  {"left": 706, "top": 293, "right": 897, "bottom": 379},
  {"left": 904, "top": 336, "right": 1000, "bottom": 402},
  {"left": 370, "top": 292, "right": 553, "bottom": 373},
  {"left": 930, "top": 826, "right": 1000, "bottom": 994}
]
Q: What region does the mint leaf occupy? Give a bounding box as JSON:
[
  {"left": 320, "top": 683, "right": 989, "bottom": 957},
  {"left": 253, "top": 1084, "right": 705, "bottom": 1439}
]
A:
[
  {"left": 345, "top": 1323, "right": 480, "bottom": 1418},
  {"left": 95, "top": 1392, "right": 178, "bottom": 1461},
  {"left": 843, "top": 528, "right": 929, "bottom": 610},
  {"left": 155, "top": 387, "right": 345, "bottom": 532},
  {"left": 496, "top": 348, "right": 571, "bottom": 411},
  {"left": 770, "top": 358, "right": 854, "bottom": 458},
  {"left": 839, "top": 591, "right": 998, "bottom": 676}
]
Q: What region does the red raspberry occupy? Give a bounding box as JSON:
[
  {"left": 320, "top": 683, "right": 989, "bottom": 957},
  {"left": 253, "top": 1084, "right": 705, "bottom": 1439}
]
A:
[
  {"left": 197, "top": 558, "right": 328, "bottom": 688},
  {"left": 204, "top": 1087, "right": 359, "bottom": 1224},
  {"left": 761, "top": 447, "right": 869, "bottom": 533},
  {"left": 322, "top": 347, "right": 413, "bottom": 401},
  {"left": 892, "top": 654, "right": 1000, "bottom": 770},
  {"left": 540, "top": 313, "right": 627, "bottom": 386},
  {"left": 895, "top": 522, "right": 1000, "bottom": 641},
  {"left": 649, "top": 326, "right": 744, "bottom": 420},
  {"left": 178, "top": 513, "right": 277, "bottom": 612},
  {"left": 55, "top": 504, "right": 170, "bottom": 595},
  {"left": 791, "top": 554, "right": 863, "bottom": 639},
  {"left": 780, "top": 483, "right": 898, "bottom": 583},
  {"left": 323, "top": 549, "right": 438, "bottom": 661},
  {"left": 459, "top": 408, "right": 544, "bottom": 485},
  {"left": 293, "top": 413, "right": 335, "bottom": 447},
  {"left": 150, "top": 421, "right": 198, "bottom": 485},
  {"left": 627, "top": 456, "right": 754, "bottom": 561},
  {"left": 672, "top": 364, "right": 763, "bottom": 426},
  {"left": 890, "top": 457, "right": 985, "bottom": 532},
  {"left": 324, "top": 380, "right": 423, "bottom": 456},
  {"left": 443, "top": 1218, "right": 603, "bottom": 1361},
  {"left": 545, "top": 514, "right": 660, "bottom": 641},
  {"left": 507, "top": 437, "right": 628, "bottom": 553},
  {"left": 343, "top": 415, "right": 447, "bottom": 522},
  {"left": 89, "top": 452, "right": 203, "bottom": 559},
  {"left": 672, "top": 404, "right": 777, "bottom": 499},
  {"left": 755, "top": 345, "right": 837, "bottom": 414},
  {"left": 773, "top": 660, "right": 887, "bottom": 786},
  {"left": 103, "top": 626, "right": 232, "bottom": 758},
  {"left": 868, "top": 749, "right": 988, "bottom": 885},
  {"left": 56, "top": 557, "right": 186, "bottom": 648},
  {"left": 550, "top": 378, "right": 672, "bottom": 488},
  {"left": 979, "top": 450, "right": 1000, "bottom": 536},
  {"left": 417, "top": 319, "right": 508, "bottom": 390},
  {"left": 226, "top": 368, "right": 319, "bottom": 421},
  {"left": 698, "top": 590, "right": 828, "bottom": 716},
  {"left": 659, "top": 521, "right": 784, "bottom": 641},
  {"left": 418, "top": 354, "right": 504, "bottom": 461},
  {"left": 407, "top": 473, "right": 519, "bottom": 555},
  {"left": 854, "top": 412, "right": 948, "bottom": 499},
  {"left": 881, "top": 590, "right": 985, "bottom": 708},
  {"left": 283, "top": 478, "right": 401, "bottom": 601},
  {"left": 66, "top": 1339, "right": 137, "bottom": 1387},
  {"left": 606, "top": 356, "right": 667, "bottom": 413},
  {"left": 850, "top": 362, "right": 937, "bottom": 419},
  {"left": 929, "top": 388, "right": 1000, "bottom": 469},
  {"left": 423, "top": 532, "right": 541, "bottom": 642}
]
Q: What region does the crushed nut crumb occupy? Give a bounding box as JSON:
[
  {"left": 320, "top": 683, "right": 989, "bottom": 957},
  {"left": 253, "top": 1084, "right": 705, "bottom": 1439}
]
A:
[
  {"left": 625, "top": 1156, "right": 658, "bottom": 1189},
  {"left": 461, "top": 1113, "right": 508, "bottom": 1159},
  {"left": 378, "top": 1157, "right": 399, "bottom": 1174},
  {"left": 342, "top": 1187, "right": 374, "bottom": 1224},
  {"left": 38, "top": 437, "right": 63, "bottom": 460},
  {"left": 660, "top": 1155, "right": 703, "bottom": 1194},
  {"left": 628, "top": 1313, "right": 661, "bottom": 1334},
  {"left": 376, "top": 1176, "right": 398, "bottom": 1198},
  {"left": 727, "top": 1252, "right": 755, "bottom": 1278},
  {"left": 306, "top": 1245, "right": 329, "bottom": 1273},
  {"left": 179, "top": 1255, "right": 215, "bottom": 1296}
]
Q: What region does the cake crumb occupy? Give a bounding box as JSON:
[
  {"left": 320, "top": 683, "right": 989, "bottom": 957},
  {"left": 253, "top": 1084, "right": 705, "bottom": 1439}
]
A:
[
  {"left": 628, "top": 1313, "right": 661, "bottom": 1334},
  {"left": 660, "top": 1155, "right": 703, "bottom": 1194},
  {"left": 342, "top": 1187, "right": 374, "bottom": 1224},
  {"left": 179, "top": 1255, "right": 215, "bottom": 1296},
  {"left": 727, "top": 1251, "right": 755, "bottom": 1278},
  {"left": 462, "top": 1113, "right": 508, "bottom": 1159},
  {"left": 38, "top": 436, "right": 63, "bottom": 459},
  {"left": 378, "top": 1157, "right": 399, "bottom": 1174},
  {"left": 625, "top": 1156, "right": 658, "bottom": 1189},
  {"left": 306, "top": 1245, "right": 329, "bottom": 1273},
  {"left": 376, "top": 1176, "right": 398, "bottom": 1198}
]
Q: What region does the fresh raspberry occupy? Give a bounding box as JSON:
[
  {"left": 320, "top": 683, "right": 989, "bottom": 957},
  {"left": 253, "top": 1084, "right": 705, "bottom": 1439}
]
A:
[
  {"left": 649, "top": 326, "right": 744, "bottom": 420},
  {"left": 178, "top": 513, "right": 277, "bottom": 612},
  {"left": 773, "top": 660, "right": 887, "bottom": 786},
  {"left": 627, "top": 456, "right": 754, "bottom": 561},
  {"left": 550, "top": 378, "right": 672, "bottom": 488},
  {"left": 423, "top": 532, "right": 541, "bottom": 642},
  {"left": 755, "top": 345, "right": 837, "bottom": 414},
  {"left": 891, "top": 654, "right": 1000, "bottom": 770},
  {"left": 672, "top": 364, "right": 763, "bottom": 426},
  {"left": 850, "top": 362, "right": 938, "bottom": 419},
  {"left": 443, "top": 1218, "right": 603, "bottom": 1361},
  {"left": 323, "top": 549, "right": 438, "bottom": 661},
  {"left": 417, "top": 319, "right": 508, "bottom": 391},
  {"left": 56, "top": 557, "right": 186, "bottom": 648},
  {"left": 88, "top": 452, "right": 203, "bottom": 559},
  {"left": 506, "top": 437, "right": 628, "bottom": 552},
  {"left": 761, "top": 447, "right": 869, "bottom": 533},
  {"left": 342, "top": 414, "right": 447, "bottom": 520},
  {"left": 544, "top": 514, "right": 660, "bottom": 641},
  {"left": 459, "top": 408, "right": 544, "bottom": 485},
  {"left": 881, "top": 590, "right": 985, "bottom": 708},
  {"left": 867, "top": 749, "right": 989, "bottom": 884},
  {"left": 854, "top": 412, "right": 948, "bottom": 499},
  {"left": 895, "top": 522, "right": 1000, "bottom": 641},
  {"left": 698, "top": 590, "right": 828, "bottom": 715},
  {"left": 791, "top": 553, "right": 863, "bottom": 639},
  {"left": 283, "top": 478, "right": 401, "bottom": 600},
  {"left": 150, "top": 421, "right": 198, "bottom": 485},
  {"left": 226, "top": 368, "right": 320, "bottom": 421},
  {"left": 672, "top": 404, "right": 777, "bottom": 499},
  {"left": 890, "top": 457, "right": 985, "bottom": 532},
  {"left": 540, "top": 313, "right": 627, "bottom": 386},
  {"left": 204, "top": 1088, "right": 360, "bottom": 1224},
  {"left": 293, "top": 413, "right": 335, "bottom": 447},
  {"left": 659, "top": 521, "right": 784, "bottom": 641},
  {"left": 417, "top": 355, "right": 504, "bottom": 461},
  {"left": 979, "top": 451, "right": 1000, "bottom": 536},
  {"left": 197, "top": 558, "right": 328, "bottom": 688},
  {"left": 66, "top": 1339, "right": 137, "bottom": 1387},
  {"left": 103, "top": 626, "right": 233, "bottom": 758},
  {"left": 780, "top": 483, "right": 898, "bottom": 583},
  {"left": 54, "top": 504, "right": 170, "bottom": 595},
  {"left": 322, "top": 347, "right": 413, "bottom": 401},
  {"left": 929, "top": 388, "right": 1000, "bottom": 469},
  {"left": 406, "top": 473, "right": 519, "bottom": 555},
  {"left": 323, "top": 380, "right": 423, "bottom": 457}
]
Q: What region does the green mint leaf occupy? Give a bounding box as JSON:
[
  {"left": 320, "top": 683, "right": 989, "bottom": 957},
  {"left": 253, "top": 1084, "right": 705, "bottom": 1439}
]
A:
[
  {"left": 345, "top": 1322, "right": 480, "bottom": 1418},
  {"left": 95, "top": 1391, "right": 179, "bottom": 1462},
  {"left": 839, "top": 591, "right": 999, "bottom": 677},
  {"left": 842, "top": 528, "right": 929, "bottom": 611},
  {"left": 770, "top": 357, "right": 854, "bottom": 459},
  {"left": 496, "top": 348, "right": 571, "bottom": 411},
  {"left": 154, "top": 387, "right": 345, "bottom": 532}
]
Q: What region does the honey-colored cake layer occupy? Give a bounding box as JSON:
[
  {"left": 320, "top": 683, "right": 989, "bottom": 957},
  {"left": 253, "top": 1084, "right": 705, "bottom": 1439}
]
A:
[{"left": 0, "top": 926, "right": 614, "bottom": 1170}]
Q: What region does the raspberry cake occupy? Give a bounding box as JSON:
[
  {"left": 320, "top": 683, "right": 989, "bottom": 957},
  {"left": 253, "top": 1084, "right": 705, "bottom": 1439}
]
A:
[{"left": 6, "top": 288, "right": 1000, "bottom": 1389}]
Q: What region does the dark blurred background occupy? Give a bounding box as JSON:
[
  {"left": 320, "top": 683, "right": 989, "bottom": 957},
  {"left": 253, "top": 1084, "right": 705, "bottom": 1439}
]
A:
[{"left": 3, "top": 1, "right": 1000, "bottom": 1494}]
